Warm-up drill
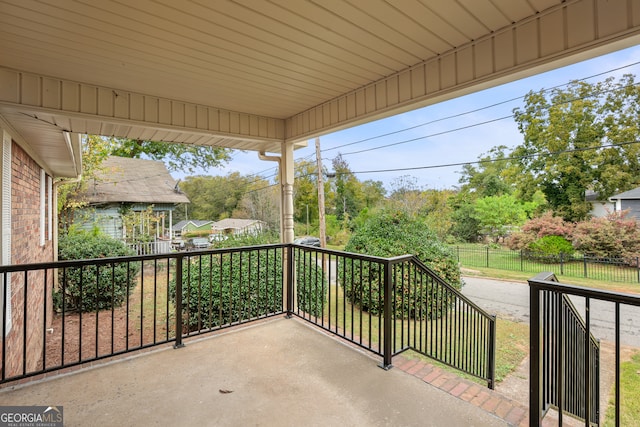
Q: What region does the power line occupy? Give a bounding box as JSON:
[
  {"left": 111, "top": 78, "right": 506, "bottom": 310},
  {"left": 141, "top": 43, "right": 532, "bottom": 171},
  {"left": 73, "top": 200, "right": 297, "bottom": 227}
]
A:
[
  {"left": 333, "top": 140, "right": 640, "bottom": 177},
  {"left": 339, "top": 115, "right": 512, "bottom": 156},
  {"left": 255, "top": 61, "right": 640, "bottom": 186},
  {"left": 244, "top": 140, "right": 640, "bottom": 194},
  {"left": 318, "top": 60, "right": 640, "bottom": 154}
]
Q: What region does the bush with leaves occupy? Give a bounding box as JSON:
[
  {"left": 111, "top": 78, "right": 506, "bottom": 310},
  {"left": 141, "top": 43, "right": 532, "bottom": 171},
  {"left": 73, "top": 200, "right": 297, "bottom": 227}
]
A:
[
  {"left": 507, "top": 211, "right": 573, "bottom": 251},
  {"left": 55, "top": 228, "right": 139, "bottom": 312},
  {"left": 170, "top": 232, "right": 325, "bottom": 332},
  {"left": 341, "top": 209, "right": 461, "bottom": 319},
  {"left": 524, "top": 235, "right": 575, "bottom": 263},
  {"left": 572, "top": 211, "right": 640, "bottom": 261}
]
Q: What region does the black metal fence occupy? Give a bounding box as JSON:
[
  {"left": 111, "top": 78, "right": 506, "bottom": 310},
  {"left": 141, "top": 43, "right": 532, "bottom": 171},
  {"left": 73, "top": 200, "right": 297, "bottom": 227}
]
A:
[
  {"left": 455, "top": 246, "right": 640, "bottom": 284},
  {"left": 529, "top": 273, "right": 640, "bottom": 426},
  {"left": 0, "top": 245, "right": 287, "bottom": 384},
  {"left": 1, "top": 243, "right": 496, "bottom": 390},
  {"left": 534, "top": 273, "right": 600, "bottom": 425},
  {"left": 291, "top": 246, "right": 496, "bottom": 388}
]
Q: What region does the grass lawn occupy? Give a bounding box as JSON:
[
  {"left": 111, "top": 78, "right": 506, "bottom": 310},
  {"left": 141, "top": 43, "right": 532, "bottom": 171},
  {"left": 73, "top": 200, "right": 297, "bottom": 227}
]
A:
[
  {"left": 402, "top": 317, "right": 529, "bottom": 385},
  {"left": 313, "top": 283, "right": 528, "bottom": 386},
  {"left": 461, "top": 265, "right": 640, "bottom": 295},
  {"left": 604, "top": 351, "right": 640, "bottom": 426},
  {"left": 453, "top": 244, "right": 640, "bottom": 292}
]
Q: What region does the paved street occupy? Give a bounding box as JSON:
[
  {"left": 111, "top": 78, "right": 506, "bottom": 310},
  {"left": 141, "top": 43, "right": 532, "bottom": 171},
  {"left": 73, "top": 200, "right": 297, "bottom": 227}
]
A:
[{"left": 461, "top": 276, "right": 640, "bottom": 348}]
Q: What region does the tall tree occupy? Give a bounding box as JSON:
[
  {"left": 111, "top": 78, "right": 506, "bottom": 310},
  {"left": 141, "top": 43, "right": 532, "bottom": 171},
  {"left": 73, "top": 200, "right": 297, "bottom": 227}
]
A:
[
  {"left": 509, "top": 74, "right": 640, "bottom": 221},
  {"left": 236, "top": 178, "right": 280, "bottom": 229},
  {"left": 179, "top": 173, "right": 250, "bottom": 220},
  {"left": 105, "top": 138, "right": 230, "bottom": 173},
  {"left": 58, "top": 135, "right": 112, "bottom": 232},
  {"left": 387, "top": 175, "right": 423, "bottom": 216},
  {"left": 458, "top": 145, "right": 514, "bottom": 197},
  {"left": 473, "top": 194, "right": 531, "bottom": 242},
  {"left": 293, "top": 159, "right": 320, "bottom": 224},
  {"left": 331, "top": 154, "right": 365, "bottom": 221}
]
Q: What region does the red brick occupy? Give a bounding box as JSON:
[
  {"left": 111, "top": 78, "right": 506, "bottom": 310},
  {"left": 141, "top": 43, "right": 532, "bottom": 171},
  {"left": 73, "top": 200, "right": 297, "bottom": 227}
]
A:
[
  {"left": 460, "top": 384, "right": 482, "bottom": 402},
  {"left": 422, "top": 368, "right": 442, "bottom": 383},
  {"left": 413, "top": 364, "right": 433, "bottom": 379},
  {"left": 440, "top": 377, "right": 460, "bottom": 392},
  {"left": 1, "top": 143, "right": 55, "bottom": 379},
  {"left": 471, "top": 390, "right": 491, "bottom": 407},
  {"left": 406, "top": 361, "right": 426, "bottom": 375},
  {"left": 481, "top": 396, "right": 501, "bottom": 412},
  {"left": 399, "top": 359, "right": 418, "bottom": 371},
  {"left": 450, "top": 382, "right": 470, "bottom": 397},
  {"left": 505, "top": 406, "right": 526, "bottom": 425},
  {"left": 495, "top": 400, "right": 514, "bottom": 418},
  {"left": 393, "top": 356, "right": 411, "bottom": 369},
  {"left": 431, "top": 373, "right": 452, "bottom": 388}
]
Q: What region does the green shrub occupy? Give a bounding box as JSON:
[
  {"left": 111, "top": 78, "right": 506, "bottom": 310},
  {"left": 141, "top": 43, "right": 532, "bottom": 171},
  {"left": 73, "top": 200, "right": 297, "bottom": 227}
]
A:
[
  {"left": 524, "top": 235, "right": 574, "bottom": 263},
  {"left": 170, "top": 247, "right": 325, "bottom": 332},
  {"left": 55, "top": 230, "right": 139, "bottom": 312},
  {"left": 573, "top": 211, "right": 640, "bottom": 261},
  {"left": 341, "top": 209, "right": 461, "bottom": 319},
  {"left": 528, "top": 235, "right": 574, "bottom": 255}
]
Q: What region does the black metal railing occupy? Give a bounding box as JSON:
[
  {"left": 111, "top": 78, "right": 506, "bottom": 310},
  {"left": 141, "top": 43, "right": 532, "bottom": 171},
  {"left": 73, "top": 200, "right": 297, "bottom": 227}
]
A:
[
  {"left": 530, "top": 272, "right": 640, "bottom": 426},
  {"left": 1, "top": 243, "right": 496, "bottom": 390},
  {"left": 455, "top": 246, "right": 640, "bottom": 284},
  {"left": 534, "top": 272, "right": 600, "bottom": 425},
  {"left": 291, "top": 245, "right": 496, "bottom": 388},
  {"left": 0, "top": 245, "right": 286, "bottom": 384}
]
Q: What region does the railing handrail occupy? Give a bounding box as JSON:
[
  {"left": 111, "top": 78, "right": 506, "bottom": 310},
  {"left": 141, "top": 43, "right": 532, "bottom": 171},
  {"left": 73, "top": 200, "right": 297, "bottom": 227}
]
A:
[
  {"left": 0, "top": 243, "right": 288, "bottom": 273},
  {"left": 293, "top": 244, "right": 414, "bottom": 265},
  {"left": 410, "top": 256, "right": 495, "bottom": 320},
  {"left": 529, "top": 277, "right": 640, "bottom": 307},
  {"left": 2, "top": 242, "right": 496, "bottom": 389}
]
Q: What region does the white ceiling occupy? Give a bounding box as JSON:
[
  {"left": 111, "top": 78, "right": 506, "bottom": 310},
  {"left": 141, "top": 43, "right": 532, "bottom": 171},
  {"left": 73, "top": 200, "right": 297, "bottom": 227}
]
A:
[{"left": 0, "top": 0, "right": 639, "bottom": 177}]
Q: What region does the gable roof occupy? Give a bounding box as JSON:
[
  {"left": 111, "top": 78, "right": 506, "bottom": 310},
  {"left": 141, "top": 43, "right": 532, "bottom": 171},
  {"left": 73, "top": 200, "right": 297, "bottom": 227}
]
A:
[
  {"left": 212, "top": 219, "right": 264, "bottom": 230},
  {"left": 610, "top": 187, "right": 640, "bottom": 200},
  {"left": 173, "top": 220, "right": 214, "bottom": 230},
  {"left": 84, "top": 156, "right": 190, "bottom": 205}
]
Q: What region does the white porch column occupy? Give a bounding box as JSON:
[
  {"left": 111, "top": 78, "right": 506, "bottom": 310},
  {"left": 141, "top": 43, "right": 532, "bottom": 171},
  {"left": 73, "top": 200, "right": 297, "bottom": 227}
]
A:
[{"left": 281, "top": 141, "right": 295, "bottom": 244}]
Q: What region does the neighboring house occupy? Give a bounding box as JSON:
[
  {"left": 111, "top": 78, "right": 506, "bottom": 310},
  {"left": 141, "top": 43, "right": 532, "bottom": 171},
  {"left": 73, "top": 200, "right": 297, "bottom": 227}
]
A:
[
  {"left": 609, "top": 187, "right": 640, "bottom": 219},
  {"left": 78, "top": 156, "right": 189, "bottom": 241},
  {"left": 0, "top": 126, "right": 82, "bottom": 379},
  {"left": 212, "top": 219, "right": 266, "bottom": 237},
  {"left": 172, "top": 220, "right": 214, "bottom": 239},
  {"left": 585, "top": 190, "right": 614, "bottom": 218}
]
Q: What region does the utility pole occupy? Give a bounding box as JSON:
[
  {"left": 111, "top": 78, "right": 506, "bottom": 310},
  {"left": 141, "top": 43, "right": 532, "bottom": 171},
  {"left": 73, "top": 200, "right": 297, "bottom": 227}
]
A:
[{"left": 315, "top": 137, "right": 327, "bottom": 248}]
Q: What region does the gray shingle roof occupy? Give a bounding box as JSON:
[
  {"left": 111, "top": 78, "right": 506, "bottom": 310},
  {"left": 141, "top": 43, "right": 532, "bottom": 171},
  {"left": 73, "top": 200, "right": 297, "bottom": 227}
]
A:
[
  {"left": 610, "top": 187, "right": 640, "bottom": 200},
  {"left": 84, "top": 156, "right": 190, "bottom": 205},
  {"left": 212, "top": 219, "right": 264, "bottom": 230}
]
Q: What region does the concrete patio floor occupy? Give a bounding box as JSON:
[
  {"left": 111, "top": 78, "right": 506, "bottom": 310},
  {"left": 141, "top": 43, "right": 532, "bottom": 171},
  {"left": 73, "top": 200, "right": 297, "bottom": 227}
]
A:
[{"left": 0, "top": 317, "right": 509, "bottom": 427}]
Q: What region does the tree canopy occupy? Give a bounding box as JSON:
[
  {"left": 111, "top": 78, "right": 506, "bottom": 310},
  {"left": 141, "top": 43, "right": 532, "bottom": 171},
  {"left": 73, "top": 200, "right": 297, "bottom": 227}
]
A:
[
  {"left": 105, "top": 138, "right": 230, "bottom": 173},
  {"left": 508, "top": 74, "right": 640, "bottom": 221}
]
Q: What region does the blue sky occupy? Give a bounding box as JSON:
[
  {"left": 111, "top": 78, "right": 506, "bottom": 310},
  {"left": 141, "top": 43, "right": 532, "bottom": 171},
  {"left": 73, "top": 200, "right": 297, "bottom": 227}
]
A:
[{"left": 182, "top": 44, "right": 640, "bottom": 192}]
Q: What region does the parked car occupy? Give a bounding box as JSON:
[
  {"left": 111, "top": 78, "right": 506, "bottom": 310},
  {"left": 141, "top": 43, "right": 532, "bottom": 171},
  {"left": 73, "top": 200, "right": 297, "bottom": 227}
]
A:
[
  {"left": 186, "top": 237, "right": 210, "bottom": 250},
  {"left": 209, "top": 234, "right": 228, "bottom": 243},
  {"left": 294, "top": 236, "right": 321, "bottom": 247},
  {"left": 171, "top": 239, "right": 186, "bottom": 250}
]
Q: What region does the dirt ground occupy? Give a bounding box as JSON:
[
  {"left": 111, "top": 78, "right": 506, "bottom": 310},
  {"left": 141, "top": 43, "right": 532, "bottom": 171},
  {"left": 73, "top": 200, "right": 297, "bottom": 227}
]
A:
[{"left": 44, "top": 271, "right": 172, "bottom": 368}]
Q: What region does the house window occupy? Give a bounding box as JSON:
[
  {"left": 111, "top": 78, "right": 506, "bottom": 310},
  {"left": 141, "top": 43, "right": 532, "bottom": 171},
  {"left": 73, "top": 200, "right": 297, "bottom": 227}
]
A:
[
  {"left": 40, "top": 169, "right": 46, "bottom": 246},
  {"left": 1, "top": 130, "right": 11, "bottom": 335},
  {"left": 48, "top": 175, "right": 52, "bottom": 241}
]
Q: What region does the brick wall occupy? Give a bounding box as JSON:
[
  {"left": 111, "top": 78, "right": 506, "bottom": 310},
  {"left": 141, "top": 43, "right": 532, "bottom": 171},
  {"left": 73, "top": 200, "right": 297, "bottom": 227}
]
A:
[{"left": 2, "top": 141, "right": 54, "bottom": 378}]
